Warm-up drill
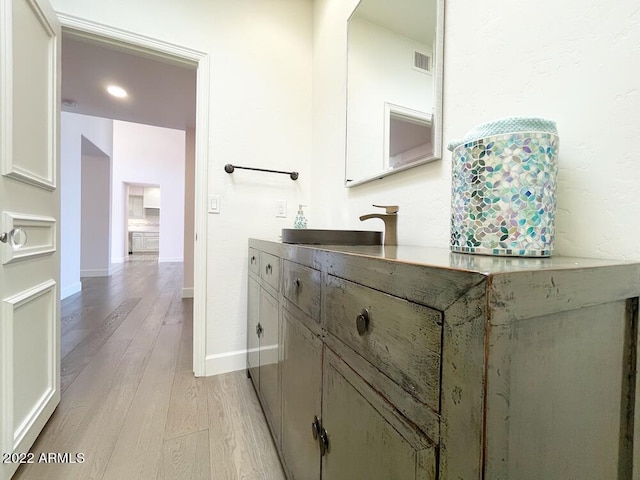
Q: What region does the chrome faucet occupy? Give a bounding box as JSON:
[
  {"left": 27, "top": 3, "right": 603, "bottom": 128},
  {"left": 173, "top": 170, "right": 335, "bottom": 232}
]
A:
[{"left": 359, "top": 205, "right": 399, "bottom": 246}]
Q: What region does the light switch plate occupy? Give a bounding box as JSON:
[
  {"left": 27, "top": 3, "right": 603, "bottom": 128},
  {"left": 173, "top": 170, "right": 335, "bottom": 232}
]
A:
[
  {"left": 276, "top": 200, "right": 287, "bottom": 218},
  {"left": 209, "top": 195, "right": 221, "bottom": 214}
]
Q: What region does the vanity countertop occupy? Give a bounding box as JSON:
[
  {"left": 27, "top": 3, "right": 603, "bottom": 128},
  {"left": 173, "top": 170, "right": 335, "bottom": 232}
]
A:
[{"left": 252, "top": 237, "right": 638, "bottom": 276}]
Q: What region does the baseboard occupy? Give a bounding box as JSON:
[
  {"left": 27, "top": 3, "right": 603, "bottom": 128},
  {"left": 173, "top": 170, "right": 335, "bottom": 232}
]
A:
[
  {"left": 80, "top": 268, "right": 112, "bottom": 278},
  {"left": 182, "top": 287, "right": 194, "bottom": 298},
  {"left": 111, "top": 256, "right": 127, "bottom": 264},
  {"left": 205, "top": 349, "right": 247, "bottom": 376},
  {"left": 159, "top": 256, "right": 183, "bottom": 263},
  {"left": 61, "top": 282, "right": 82, "bottom": 300}
]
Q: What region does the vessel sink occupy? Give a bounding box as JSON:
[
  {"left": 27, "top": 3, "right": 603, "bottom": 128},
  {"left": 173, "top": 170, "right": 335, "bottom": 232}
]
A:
[{"left": 281, "top": 229, "right": 382, "bottom": 245}]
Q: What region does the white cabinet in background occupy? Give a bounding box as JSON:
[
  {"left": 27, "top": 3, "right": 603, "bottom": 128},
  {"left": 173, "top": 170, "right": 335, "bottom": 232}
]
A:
[
  {"left": 128, "top": 195, "right": 144, "bottom": 218},
  {"left": 143, "top": 233, "right": 159, "bottom": 252},
  {"left": 131, "top": 233, "right": 144, "bottom": 252},
  {"left": 131, "top": 232, "right": 159, "bottom": 253},
  {"left": 143, "top": 187, "right": 160, "bottom": 209}
]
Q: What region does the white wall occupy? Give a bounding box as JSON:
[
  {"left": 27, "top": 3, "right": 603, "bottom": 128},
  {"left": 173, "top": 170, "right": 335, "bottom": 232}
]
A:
[
  {"left": 312, "top": 0, "right": 640, "bottom": 261},
  {"left": 80, "top": 153, "right": 111, "bottom": 276},
  {"left": 60, "top": 112, "right": 113, "bottom": 299},
  {"left": 111, "top": 121, "right": 186, "bottom": 264}
]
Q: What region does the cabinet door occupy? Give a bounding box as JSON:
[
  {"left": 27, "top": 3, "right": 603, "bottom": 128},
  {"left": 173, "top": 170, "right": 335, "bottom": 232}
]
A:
[
  {"left": 247, "top": 277, "right": 260, "bottom": 391},
  {"left": 259, "top": 287, "right": 281, "bottom": 443},
  {"left": 143, "top": 186, "right": 160, "bottom": 208},
  {"left": 281, "top": 308, "right": 323, "bottom": 480},
  {"left": 132, "top": 235, "right": 144, "bottom": 252},
  {"left": 143, "top": 234, "right": 159, "bottom": 252},
  {"left": 321, "top": 349, "right": 436, "bottom": 480},
  {"left": 129, "top": 195, "right": 143, "bottom": 218}
]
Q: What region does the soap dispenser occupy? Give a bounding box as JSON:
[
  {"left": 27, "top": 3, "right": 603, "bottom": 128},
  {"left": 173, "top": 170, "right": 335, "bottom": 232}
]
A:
[{"left": 294, "top": 204, "right": 308, "bottom": 229}]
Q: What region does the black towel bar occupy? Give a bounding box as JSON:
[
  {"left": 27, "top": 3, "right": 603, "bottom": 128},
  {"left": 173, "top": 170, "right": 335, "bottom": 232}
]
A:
[{"left": 224, "top": 163, "right": 298, "bottom": 181}]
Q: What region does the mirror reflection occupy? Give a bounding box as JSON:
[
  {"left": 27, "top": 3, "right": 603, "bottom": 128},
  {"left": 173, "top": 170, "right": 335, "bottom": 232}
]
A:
[{"left": 345, "top": 0, "right": 443, "bottom": 186}]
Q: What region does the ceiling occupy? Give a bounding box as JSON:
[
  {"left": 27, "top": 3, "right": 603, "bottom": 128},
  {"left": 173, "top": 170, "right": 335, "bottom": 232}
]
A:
[
  {"left": 61, "top": 35, "right": 197, "bottom": 130},
  {"left": 352, "top": 0, "right": 437, "bottom": 45}
]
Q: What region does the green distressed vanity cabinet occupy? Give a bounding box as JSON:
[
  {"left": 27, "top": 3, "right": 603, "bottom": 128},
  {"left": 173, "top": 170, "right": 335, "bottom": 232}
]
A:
[{"left": 247, "top": 238, "right": 640, "bottom": 480}]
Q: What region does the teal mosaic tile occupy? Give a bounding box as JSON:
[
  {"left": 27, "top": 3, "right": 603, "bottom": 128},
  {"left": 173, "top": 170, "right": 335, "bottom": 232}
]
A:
[{"left": 450, "top": 132, "right": 559, "bottom": 257}]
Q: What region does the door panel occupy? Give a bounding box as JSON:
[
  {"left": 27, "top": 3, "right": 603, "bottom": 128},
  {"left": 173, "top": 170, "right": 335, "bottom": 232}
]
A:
[
  {"left": 259, "top": 287, "right": 280, "bottom": 443},
  {"left": 1, "top": 212, "right": 56, "bottom": 265},
  {"left": 321, "top": 349, "right": 436, "bottom": 480},
  {"left": 0, "top": 1, "right": 61, "bottom": 479},
  {"left": 4, "top": 0, "right": 57, "bottom": 189},
  {"left": 247, "top": 276, "right": 260, "bottom": 390},
  {"left": 281, "top": 308, "right": 322, "bottom": 480},
  {"left": 5, "top": 281, "right": 57, "bottom": 448}
]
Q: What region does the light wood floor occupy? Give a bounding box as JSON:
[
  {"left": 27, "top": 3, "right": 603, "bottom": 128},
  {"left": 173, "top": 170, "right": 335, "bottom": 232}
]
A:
[{"left": 14, "top": 260, "right": 285, "bottom": 480}]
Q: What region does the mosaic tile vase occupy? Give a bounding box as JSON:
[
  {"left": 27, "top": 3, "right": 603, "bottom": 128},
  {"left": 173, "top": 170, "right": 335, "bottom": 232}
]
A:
[{"left": 450, "top": 132, "right": 559, "bottom": 257}]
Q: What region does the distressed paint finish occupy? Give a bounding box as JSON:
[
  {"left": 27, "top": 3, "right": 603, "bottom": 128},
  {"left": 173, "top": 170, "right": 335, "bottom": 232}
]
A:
[
  {"left": 485, "top": 303, "right": 627, "bottom": 479},
  {"left": 325, "top": 274, "right": 442, "bottom": 409},
  {"left": 440, "top": 282, "right": 487, "bottom": 480},
  {"left": 321, "top": 348, "right": 436, "bottom": 480},
  {"left": 281, "top": 307, "right": 323, "bottom": 480},
  {"left": 248, "top": 239, "right": 640, "bottom": 479},
  {"left": 282, "top": 260, "right": 322, "bottom": 322}
]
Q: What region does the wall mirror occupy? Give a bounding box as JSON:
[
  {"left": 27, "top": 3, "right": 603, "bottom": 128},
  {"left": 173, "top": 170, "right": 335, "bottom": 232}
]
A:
[{"left": 345, "top": 0, "right": 444, "bottom": 187}]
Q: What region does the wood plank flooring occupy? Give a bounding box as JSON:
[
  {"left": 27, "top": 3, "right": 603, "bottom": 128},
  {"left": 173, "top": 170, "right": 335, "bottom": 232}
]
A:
[{"left": 13, "top": 259, "right": 285, "bottom": 480}]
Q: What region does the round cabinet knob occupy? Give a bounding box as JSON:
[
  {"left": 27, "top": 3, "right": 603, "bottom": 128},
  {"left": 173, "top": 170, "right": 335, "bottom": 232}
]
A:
[
  {"left": 356, "top": 308, "right": 370, "bottom": 336},
  {"left": 266, "top": 264, "right": 272, "bottom": 274},
  {"left": 294, "top": 278, "right": 301, "bottom": 289},
  {"left": 0, "top": 228, "right": 27, "bottom": 249},
  {"left": 250, "top": 255, "right": 256, "bottom": 264}
]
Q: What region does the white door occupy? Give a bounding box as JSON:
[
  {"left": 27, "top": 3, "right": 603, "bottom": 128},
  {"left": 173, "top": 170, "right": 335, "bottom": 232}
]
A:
[{"left": 0, "top": 0, "right": 61, "bottom": 479}]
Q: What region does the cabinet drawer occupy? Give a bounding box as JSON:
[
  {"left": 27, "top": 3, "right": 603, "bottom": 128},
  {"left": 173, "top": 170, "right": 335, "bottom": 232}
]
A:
[
  {"left": 248, "top": 247, "right": 260, "bottom": 276},
  {"left": 260, "top": 252, "right": 280, "bottom": 292},
  {"left": 283, "top": 260, "right": 321, "bottom": 321},
  {"left": 325, "top": 275, "right": 442, "bottom": 409}
]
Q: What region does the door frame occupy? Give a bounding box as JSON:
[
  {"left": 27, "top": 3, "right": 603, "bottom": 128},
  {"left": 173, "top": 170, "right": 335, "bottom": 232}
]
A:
[{"left": 58, "top": 14, "right": 209, "bottom": 376}]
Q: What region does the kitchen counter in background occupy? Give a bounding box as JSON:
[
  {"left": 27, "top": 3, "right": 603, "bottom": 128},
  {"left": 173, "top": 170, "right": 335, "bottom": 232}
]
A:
[
  {"left": 128, "top": 225, "right": 159, "bottom": 233},
  {"left": 129, "top": 229, "right": 159, "bottom": 253}
]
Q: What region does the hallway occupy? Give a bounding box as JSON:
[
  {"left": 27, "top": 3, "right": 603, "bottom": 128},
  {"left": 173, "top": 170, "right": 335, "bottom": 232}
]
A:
[{"left": 14, "top": 260, "right": 284, "bottom": 480}]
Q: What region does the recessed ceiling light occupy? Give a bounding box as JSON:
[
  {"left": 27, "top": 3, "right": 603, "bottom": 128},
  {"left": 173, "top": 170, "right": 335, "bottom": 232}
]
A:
[{"left": 107, "top": 85, "right": 128, "bottom": 98}]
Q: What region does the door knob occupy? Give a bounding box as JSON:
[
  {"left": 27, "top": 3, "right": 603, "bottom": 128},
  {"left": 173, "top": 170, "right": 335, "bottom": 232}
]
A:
[{"left": 0, "top": 228, "right": 27, "bottom": 248}]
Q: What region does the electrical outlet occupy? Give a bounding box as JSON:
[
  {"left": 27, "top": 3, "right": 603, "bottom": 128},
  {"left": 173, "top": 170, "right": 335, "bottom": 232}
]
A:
[
  {"left": 209, "top": 195, "right": 220, "bottom": 214},
  {"left": 276, "top": 200, "right": 287, "bottom": 218}
]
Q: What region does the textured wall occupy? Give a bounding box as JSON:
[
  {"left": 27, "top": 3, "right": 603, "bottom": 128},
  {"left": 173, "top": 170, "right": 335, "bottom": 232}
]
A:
[{"left": 313, "top": 0, "right": 640, "bottom": 260}]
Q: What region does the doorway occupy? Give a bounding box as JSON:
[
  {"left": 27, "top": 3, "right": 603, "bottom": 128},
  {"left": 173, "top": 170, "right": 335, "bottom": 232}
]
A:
[
  {"left": 59, "top": 16, "right": 209, "bottom": 375},
  {"left": 126, "top": 183, "right": 160, "bottom": 261}
]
